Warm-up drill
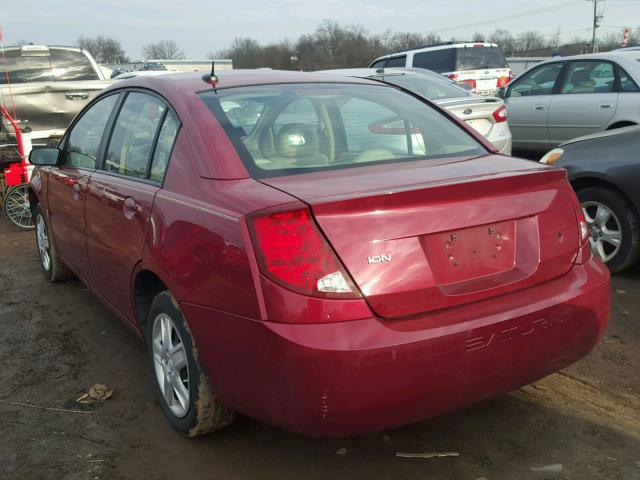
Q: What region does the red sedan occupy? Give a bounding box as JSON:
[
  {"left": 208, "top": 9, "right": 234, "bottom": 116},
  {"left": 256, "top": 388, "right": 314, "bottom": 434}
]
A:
[{"left": 27, "top": 71, "right": 610, "bottom": 437}]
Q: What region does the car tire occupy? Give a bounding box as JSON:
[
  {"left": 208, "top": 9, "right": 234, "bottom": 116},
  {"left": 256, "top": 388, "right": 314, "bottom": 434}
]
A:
[
  {"left": 577, "top": 187, "right": 640, "bottom": 273},
  {"left": 33, "top": 204, "right": 74, "bottom": 281},
  {"left": 145, "top": 291, "right": 236, "bottom": 437}
]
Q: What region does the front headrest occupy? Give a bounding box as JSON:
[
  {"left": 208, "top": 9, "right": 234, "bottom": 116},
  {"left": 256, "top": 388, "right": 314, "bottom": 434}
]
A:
[{"left": 276, "top": 123, "right": 319, "bottom": 158}]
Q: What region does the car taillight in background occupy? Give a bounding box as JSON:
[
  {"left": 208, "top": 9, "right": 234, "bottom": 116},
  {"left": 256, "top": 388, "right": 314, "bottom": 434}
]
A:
[
  {"left": 492, "top": 105, "right": 507, "bottom": 123},
  {"left": 497, "top": 76, "right": 512, "bottom": 87},
  {"left": 248, "top": 206, "right": 360, "bottom": 298}
]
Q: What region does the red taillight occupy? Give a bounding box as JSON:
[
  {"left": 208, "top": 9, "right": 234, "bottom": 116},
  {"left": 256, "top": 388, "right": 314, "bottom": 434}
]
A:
[
  {"left": 460, "top": 78, "right": 476, "bottom": 89},
  {"left": 447, "top": 73, "right": 459, "bottom": 81},
  {"left": 492, "top": 105, "right": 507, "bottom": 123},
  {"left": 248, "top": 207, "right": 359, "bottom": 298},
  {"left": 497, "top": 76, "right": 511, "bottom": 87},
  {"left": 569, "top": 191, "right": 592, "bottom": 263}
]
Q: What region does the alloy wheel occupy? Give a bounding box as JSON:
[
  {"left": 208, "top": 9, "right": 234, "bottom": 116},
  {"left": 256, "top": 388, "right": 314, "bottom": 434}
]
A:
[
  {"left": 582, "top": 201, "right": 622, "bottom": 263},
  {"left": 36, "top": 214, "right": 51, "bottom": 271},
  {"left": 151, "top": 313, "right": 190, "bottom": 418}
]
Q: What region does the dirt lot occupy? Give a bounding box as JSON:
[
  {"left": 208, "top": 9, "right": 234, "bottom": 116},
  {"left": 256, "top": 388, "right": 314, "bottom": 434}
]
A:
[{"left": 0, "top": 216, "right": 638, "bottom": 480}]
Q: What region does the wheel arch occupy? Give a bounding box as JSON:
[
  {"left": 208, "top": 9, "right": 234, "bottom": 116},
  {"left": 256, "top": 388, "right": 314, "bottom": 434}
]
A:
[
  {"left": 570, "top": 175, "right": 639, "bottom": 220},
  {"left": 606, "top": 120, "right": 637, "bottom": 130},
  {"left": 132, "top": 267, "right": 171, "bottom": 331}
]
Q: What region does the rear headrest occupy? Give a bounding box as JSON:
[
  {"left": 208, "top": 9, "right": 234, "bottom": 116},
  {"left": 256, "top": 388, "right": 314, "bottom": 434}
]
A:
[{"left": 277, "top": 123, "right": 319, "bottom": 158}]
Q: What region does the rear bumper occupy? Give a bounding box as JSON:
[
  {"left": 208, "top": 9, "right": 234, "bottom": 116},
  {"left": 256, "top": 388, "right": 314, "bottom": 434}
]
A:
[{"left": 182, "top": 257, "right": 610, "bottom": 437}]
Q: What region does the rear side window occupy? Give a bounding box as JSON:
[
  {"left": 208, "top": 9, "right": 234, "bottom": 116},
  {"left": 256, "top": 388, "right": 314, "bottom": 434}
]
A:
[
  {"left": 0, "top": 50, "right": 52, "bottom": 84},
  {"left": 104, "top": 92, "right": 166, "bottom": 178},
  {"left": 617, "top": 66, "right": 639, "bottom": 92},
  {"left": 200, "top": 83, "right": 485, "bottom": 179},
  {"left": 50, "top": 49, "right": 99, "bottom": 81},
  {"left": 561, "top": 61, "right": 614, "bottom": 94},
  {"left": 150, "top": 110, "right": 180, "bottom": 183},
  {"left": 413, "top": 50, "right": 455, "bottom": 73},
  {"left": 65, "top": 94, "right": 119, "bottom": 169},
  {"left": 381, "top": 56, "right": 407, "bottom": 68}
]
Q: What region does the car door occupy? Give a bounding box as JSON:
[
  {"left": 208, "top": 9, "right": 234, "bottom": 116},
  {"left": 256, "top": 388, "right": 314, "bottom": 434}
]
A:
[
  {"left": 504, "top": 62, "right": 564, "bottom": 151},
  {"left": 48, "top": 48, "right": 112, "bottom": 135},
  {"left": 47, "top": 93, "right": 120, "bottom": 281},
  {"left": 548, "top": 60, "right": 619, "bottom": 145},
  {"left": 85, "top": 91, "right": 179, "bottom": 320}
]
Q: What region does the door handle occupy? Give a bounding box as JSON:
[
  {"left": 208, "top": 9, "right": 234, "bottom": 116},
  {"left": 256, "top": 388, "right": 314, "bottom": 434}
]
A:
[
  {"left": 599, "top": 104, "right": 612, "bottom": 109},
  {"left": 534, "top": 105, "right": 545, "bottom": 111},
  {"left": 65, "top": 92, "right": 89, "bottom": 101},
  {"left": 71, "top": 181, "right": 82, "bottom": 200},
  {"left": 123, "top": 197, "right": 138, "bottom": 220}
]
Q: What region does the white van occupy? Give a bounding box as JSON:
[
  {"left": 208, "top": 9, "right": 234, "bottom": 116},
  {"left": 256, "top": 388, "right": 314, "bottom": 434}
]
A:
[{"left": 370, "top": 42, "right": 511, "bottom": 96}]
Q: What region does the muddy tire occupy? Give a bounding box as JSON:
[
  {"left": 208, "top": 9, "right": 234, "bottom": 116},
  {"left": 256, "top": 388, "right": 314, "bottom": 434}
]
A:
[
  {"left": 578, "top": 187, "right": 640, "bottom": 273},
  {"left": 33, "top": 204, "right": 74, "bottom": 281},
  {"left": 145, "top": 291, "right": 236, "bottom": 437}
]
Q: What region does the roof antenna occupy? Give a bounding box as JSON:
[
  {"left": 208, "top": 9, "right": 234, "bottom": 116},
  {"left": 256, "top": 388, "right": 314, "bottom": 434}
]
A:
[{"left": 202, "top": 60, "right": 219, "bottom": 87}]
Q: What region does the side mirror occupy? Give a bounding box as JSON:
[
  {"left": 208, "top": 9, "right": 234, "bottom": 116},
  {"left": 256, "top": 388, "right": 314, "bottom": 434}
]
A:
[
  {"left": 495, "top": 87, "right": 506, "bottom": 98},
  {"left": 29, "top": 147, "right": 60, "bottom": 166}
]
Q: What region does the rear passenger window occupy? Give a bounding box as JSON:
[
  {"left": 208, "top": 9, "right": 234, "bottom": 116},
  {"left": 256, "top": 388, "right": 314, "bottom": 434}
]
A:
[
  {"left": 66, "top": 94, "right": 118, "bottom": 169},
  {"left": 150, "top": 111, "right": 180, "bottom": 183},
  {"left": 104, "top": 92, "right": 166, "bottom": 179},
  {"left": 618, "top": 67, "right": 639, "bottom": 92},
  {"left": 413, "top": 50, "right": 455, "bottom": 73},
  {"left": 50, "top": 49, "right": 99, "bottom": 81},
  {"left": 561, "top": 61, "right": 614, "bottom": 94}
]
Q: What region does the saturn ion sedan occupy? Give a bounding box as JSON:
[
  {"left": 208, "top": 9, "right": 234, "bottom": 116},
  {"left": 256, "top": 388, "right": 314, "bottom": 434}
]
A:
[{"left": 27, "top": 70, "right": 610, "bottom": 437}]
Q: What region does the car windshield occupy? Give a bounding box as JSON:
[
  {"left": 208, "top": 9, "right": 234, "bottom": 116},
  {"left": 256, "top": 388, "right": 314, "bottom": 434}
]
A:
[
  {"left": 456, "top": 47, "right": 508, "bottom": 71},
  {"left": 200, "top": 83, "right": 485, "bottom": 178},
  {"left": 378, "top": 73, "right": 471, "bottom": 100}
]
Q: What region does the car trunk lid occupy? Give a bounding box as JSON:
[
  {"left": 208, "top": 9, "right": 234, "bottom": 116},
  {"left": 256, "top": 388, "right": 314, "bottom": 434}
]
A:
[{"left": 260, "top": 155, "right": 581, "bottom": 318}]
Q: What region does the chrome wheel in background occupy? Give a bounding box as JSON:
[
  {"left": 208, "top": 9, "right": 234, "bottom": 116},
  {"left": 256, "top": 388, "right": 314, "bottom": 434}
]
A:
[
  {"left": 582, "top": 201, "right": 622, "bottom": 264},
  {"left": 3, "top": 185, "right": 34, "bottom": 230}
]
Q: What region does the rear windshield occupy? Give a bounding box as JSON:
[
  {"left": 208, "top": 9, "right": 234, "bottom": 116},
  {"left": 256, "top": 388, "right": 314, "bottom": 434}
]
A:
[
  {"left": 455, "top": 46, "right": 508, "bottom": 71},
  {"left": 412, "top": 46, "right": 508, "bottom": 73},
  {"left": 200, "top": 83, "right": 485, "bottom": 178},
  {"left": 0, "top": 48, "right": 98, "bottom": 84},
  {"left": 379, "top": 74, "right": 471, "bottom": 100}
]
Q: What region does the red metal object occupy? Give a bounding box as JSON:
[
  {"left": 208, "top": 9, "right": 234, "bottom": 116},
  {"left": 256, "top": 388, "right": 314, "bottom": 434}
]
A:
[
  {"left": 33, "top": 72, "right": 611, "bottom": 436},
  {"left": 1, "top": 106, "right": 30, "bottom": 187}
]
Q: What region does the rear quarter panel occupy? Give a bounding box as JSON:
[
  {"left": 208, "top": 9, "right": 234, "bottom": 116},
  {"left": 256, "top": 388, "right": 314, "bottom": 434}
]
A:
[{"left": 557, "top": 132, "right": 640, "bottom": 213}]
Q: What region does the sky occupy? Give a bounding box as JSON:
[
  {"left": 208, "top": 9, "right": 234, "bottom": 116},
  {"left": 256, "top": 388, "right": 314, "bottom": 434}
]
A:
[{"left": 3, "top": 0, "right": 640, "bottom": 60}]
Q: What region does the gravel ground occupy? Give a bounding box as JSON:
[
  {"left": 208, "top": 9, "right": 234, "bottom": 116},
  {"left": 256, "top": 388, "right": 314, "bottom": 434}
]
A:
[{"left": 0, "top": 216, "right": 638, "bottom": 480}]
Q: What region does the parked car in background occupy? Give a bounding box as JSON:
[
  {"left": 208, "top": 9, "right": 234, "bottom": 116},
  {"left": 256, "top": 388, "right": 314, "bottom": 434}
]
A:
[
  {"left": 540, "top": 125, "right": 640, "bottom": 272},
  {"left": 319, "top": 67, "right": 512, "bottom": 154},
  {"left": 28, "top": 71, "right": 609, "bottom": 437},
  {"left": 500, "top": 51, "right": 640, "bottom": 152},
  {"left": 369, "top": 42, "right": 511, "bottom": 96},
  {"left": 0, "top": 45, "right": 112, "bottom": 143}
]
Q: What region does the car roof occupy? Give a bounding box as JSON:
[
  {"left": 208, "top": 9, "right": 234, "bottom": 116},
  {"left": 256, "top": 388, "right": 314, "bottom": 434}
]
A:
[
  {"left": 317, "top": 67, "right": 444, "bottom": 79},
  {"left": 3, "top": 44, "right": 85, "bottom": 53},
  {"left": 109, "top": 69, "right": 381, "bottom": 95}
]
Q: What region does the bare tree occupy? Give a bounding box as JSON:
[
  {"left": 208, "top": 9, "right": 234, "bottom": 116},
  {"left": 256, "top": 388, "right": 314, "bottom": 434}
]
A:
[
  {"left": 77, "top": 35, "right": 129, "bottom": 63},
  {"left": 488, "top": 29, "right": 516, "bottom": 55},
  {"left": 142, "top": 40, "right": 185, "bottom": 60}
]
